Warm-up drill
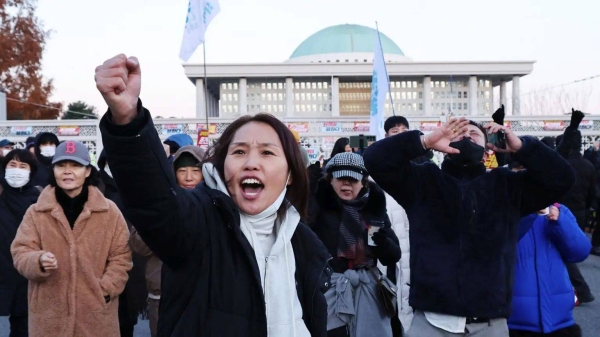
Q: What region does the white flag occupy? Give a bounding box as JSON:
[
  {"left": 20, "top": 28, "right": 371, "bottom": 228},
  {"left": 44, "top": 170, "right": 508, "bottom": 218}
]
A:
[
  {"left": 179, "top": 0, "right": 221, "bottom": 62},
  {"left": 369, "top": 29, "right": 389, "bottom": 141}
]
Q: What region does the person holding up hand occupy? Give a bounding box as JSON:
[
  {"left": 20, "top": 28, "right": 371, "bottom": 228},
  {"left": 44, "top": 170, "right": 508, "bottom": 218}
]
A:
[
  {"left": 94, "top": 54, "right": 331, "bottom": 337},
  {"left": 11, "top": 141, "right": 132, "bottom": 337},
  {"left": 363, "top": 117, "right": 575, "bottom": 337}
]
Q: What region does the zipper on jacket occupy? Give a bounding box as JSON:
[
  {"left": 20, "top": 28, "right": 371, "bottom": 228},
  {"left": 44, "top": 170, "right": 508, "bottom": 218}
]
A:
[
  {"left": 532, "top": 225, "right": 544, "bottom": 332},
  {"left": 264, "top": 257, "right": 269, "bottom": 323}
]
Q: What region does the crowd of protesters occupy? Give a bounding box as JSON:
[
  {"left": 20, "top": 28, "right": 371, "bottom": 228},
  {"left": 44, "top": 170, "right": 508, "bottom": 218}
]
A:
[{"left": 0, "top": 54, "right": 597, "bottom": 337}]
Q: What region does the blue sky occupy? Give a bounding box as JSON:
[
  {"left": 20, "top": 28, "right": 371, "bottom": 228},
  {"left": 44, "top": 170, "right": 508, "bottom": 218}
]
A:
[{"left": 36, "top": 0, "right": 599, "bottom": 117}]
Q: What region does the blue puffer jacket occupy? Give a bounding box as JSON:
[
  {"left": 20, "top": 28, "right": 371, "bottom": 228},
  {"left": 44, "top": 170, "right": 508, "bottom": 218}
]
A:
[{"left": 509, "top": 205, "right": 591, "bottom": 333}]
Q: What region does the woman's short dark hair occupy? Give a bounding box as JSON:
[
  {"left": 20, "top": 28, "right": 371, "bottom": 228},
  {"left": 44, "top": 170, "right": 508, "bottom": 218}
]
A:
[
  {"left": 203, "top": 113, "right": 309, "bottom": 220},
  {"left": 2, "top": 149, "right": 38, "bottom": 179},
  {"left": 330, "top": 137, "right": 350, "bottom": 158},
  {"left": 48, "top": 163, "right": 100, "bottom": 188}
]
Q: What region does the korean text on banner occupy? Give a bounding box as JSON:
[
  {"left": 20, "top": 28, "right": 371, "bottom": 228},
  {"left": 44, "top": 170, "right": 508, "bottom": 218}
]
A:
[
  {"left": 179, "top": 0, "right": 221, "bottom": 62},
  {"left": 369, "top": 28, "right": 389, "bottom": 141}
]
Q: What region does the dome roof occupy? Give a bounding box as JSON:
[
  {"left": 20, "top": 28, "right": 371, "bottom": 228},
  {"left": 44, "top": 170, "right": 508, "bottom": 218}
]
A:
[{"left": 289, "top": 24, "right": 404, "bottom": 59}]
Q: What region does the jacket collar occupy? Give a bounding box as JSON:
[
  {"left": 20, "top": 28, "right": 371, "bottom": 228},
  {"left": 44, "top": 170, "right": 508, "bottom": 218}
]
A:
[
  {"left": 441, "top": 158, "right": 487, "bottom": 181},
  {"left": 314, "top": 178, "right": 387, "bottom": 214},
  {"left": 35, "top": 185, "right": 109, "bottom": 213}
]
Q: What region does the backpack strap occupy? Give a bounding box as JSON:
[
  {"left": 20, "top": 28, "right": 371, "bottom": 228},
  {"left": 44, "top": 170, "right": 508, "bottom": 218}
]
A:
[{"left": 0, "top": 184, "right": 3, "bottom": 196}]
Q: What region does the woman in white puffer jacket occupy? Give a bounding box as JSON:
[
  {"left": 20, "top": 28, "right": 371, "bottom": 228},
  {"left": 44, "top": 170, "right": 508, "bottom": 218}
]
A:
[{"left": 378, "top": 192, "right": 413, "bottom": 335}]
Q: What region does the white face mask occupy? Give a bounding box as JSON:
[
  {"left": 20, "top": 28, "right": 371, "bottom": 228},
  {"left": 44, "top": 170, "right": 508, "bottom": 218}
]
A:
[
  {"left": 104, "top": 164, "right": 113, "bottom": 178},
  {"left": 5, "top": 168, "right": 30, "bottom": 188},
  {"left": 2, "top": 149, "right": 11, "bottom": 157},
  {"left": 40, "top": 145, "right": 56, "bottom": 157}
]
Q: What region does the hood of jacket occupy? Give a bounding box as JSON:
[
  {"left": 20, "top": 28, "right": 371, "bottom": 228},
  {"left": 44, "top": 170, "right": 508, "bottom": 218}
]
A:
[
  {"left": 172, "top": 146, "right": 206, "bottom": 169},
  {"left": 34, "top": 132, "right": 60, "bottom": 163},
  {"left": 164, "top": 134, "right": 194, "bottom": 148},
  {"left": 314, "top": 177, "right": 387, "bottom": 215}
]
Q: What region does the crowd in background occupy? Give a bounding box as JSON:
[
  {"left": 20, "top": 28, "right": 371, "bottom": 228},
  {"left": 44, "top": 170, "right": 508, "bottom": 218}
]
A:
[{"left": 0, "top": 55, "right": 598, "bottom": 337}]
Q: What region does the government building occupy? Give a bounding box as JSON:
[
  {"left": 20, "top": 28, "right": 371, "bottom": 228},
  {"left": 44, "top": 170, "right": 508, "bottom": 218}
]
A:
[{"left": 183, "top": 24, "right": 534, "bottom": 120}]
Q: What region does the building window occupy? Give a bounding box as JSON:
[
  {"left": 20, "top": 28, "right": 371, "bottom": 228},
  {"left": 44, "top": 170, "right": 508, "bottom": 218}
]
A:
[
  {"left": 464, "top": 103, "right": 468, "bottom": 109},
  {"left": 419, "top": 103, "right": 423, "bottom": 110},
  {"left": 464, "top": 91, "right": 467, "bottom": 98}
]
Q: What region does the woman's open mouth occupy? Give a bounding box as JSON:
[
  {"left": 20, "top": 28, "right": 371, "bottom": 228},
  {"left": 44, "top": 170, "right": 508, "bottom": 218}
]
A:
[{"left": 241, "top": 178, "right": 264, "bottom": 200}]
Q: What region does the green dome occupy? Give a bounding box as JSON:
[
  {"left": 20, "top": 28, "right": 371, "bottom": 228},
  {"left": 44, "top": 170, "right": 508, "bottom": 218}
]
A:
[{"left": 290, "top": 24, "right": 404, "bottom": 59}]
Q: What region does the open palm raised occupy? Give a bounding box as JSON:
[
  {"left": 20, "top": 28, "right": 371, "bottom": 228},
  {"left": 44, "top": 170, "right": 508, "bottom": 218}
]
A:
[{"left": 422, "top": 117, "right": 471, "bottom": 154}]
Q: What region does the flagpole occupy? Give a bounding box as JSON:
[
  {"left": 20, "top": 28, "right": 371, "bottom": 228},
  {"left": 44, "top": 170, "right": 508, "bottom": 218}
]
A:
[
  {"left": 450, "top": 73, "right": 453, "bottom": 115},
  {"left": 375, "top": 22, "right": 395, "bottom": 116},
  {"left": 203, "top": 42, "right": 209, "bottom": 128}
]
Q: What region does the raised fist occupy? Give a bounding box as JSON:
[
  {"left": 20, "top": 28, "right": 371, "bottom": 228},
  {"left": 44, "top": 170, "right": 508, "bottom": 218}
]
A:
[
  {"left": 569, "top": 108, "right": 585, "bottom": 130},
  {"left": 95, "top": 54, "right": 141, "bottom": 125},
  {"left": 492, "top": 104, "right": 505, "bottom": 125}
]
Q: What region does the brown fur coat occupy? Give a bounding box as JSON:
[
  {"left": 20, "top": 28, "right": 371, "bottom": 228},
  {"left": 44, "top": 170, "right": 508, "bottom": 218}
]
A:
[{"left": 10, "top": 185, "right": 132, "bottom": 337}]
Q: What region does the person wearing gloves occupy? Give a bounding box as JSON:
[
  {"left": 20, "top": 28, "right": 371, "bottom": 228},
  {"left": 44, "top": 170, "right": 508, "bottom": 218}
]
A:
[
  {"left": 0, "top": 150, "right": 41, "bottom": 337},
  {"left": 363, "top": 117, "right": 575, "bottom": 337},
  {"left": 508, "top": 203, "right": 589, "bottom": 337},
  {"left": 556, "top": 109, "right": 596, "bottom": 305},
  {"left": 94, "top": 54, "right": 331, "bottom": 337},
  {"left": 310, "top": 152, "right": 401, "bottom": 337},
  {"left": 10, "top": 141, "right": 132, "bottom": 337},
  {"left": 30, "top": 132, "right": 60, "bottom": 186}
]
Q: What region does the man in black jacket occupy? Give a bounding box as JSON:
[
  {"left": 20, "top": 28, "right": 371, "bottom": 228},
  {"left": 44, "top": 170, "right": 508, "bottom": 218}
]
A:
[
  {"left": 363, "top": 117, "right": 575, "bottom": 337},
  {"left": 556, "top": 110, "right": 596, "bottom": 304}
]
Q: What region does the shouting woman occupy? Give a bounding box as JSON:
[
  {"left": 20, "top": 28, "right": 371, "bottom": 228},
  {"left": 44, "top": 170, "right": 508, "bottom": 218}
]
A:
[{"left": 95, "top": 54, "right": 331, "bottom": 337}]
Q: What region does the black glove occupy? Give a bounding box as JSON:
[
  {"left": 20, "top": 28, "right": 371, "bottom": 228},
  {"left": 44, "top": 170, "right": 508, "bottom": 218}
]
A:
[
  {"left": 372, "top": 227, "right": 401, "bottom": 266},
  {"left": 492, "top": 104, "right": 505, "bottom": 125},
  {"left": 569, "top": 108, "right": 584, "bottom": 130}
]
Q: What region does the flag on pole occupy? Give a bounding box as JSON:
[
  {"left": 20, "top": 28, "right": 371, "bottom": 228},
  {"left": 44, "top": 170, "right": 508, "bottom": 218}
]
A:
[
  {"left": 369, "top": 28, "right": 388, "bottom": 141},
  {"left": 179, "top": 0, "right": 221, "bottom": 62}
]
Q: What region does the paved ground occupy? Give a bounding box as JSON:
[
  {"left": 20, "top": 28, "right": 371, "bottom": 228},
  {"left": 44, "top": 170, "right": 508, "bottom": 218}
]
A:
[{"left": 2, "top": 257, "right": 599, "bottom": 336}]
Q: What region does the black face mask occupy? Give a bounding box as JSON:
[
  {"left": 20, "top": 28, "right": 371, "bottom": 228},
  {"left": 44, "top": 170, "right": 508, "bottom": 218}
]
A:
[{"left": 447, "top": 138, "right": 485, "bottom": 166}]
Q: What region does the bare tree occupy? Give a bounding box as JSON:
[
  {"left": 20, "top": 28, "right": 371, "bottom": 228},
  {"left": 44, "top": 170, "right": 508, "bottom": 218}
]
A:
[{"left": 522, "top": 82, "right": 594, "bottom": 115}]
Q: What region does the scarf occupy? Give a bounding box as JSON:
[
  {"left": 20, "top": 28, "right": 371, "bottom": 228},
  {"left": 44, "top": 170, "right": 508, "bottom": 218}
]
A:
[
  {"left": 339, "top": 189, "right": 373, "bottom": 269},
  {"left": 202, "top": 163, "right": 310, "bottom": 337}
]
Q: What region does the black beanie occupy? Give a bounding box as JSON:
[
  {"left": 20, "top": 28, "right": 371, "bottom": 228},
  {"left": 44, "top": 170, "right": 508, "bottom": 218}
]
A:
[{"left": 174, "top": 153, "right": 199, "bottom": 170}]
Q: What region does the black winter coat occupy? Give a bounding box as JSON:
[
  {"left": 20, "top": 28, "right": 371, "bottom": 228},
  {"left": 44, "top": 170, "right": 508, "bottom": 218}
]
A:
[
  {"left": 309, "top": 179, "right": 400, "bottom": 273},
  {"left": 0, "top": 178, "right": 40, "bottom": 316},
  {"left": 100, "top": 101, "right": 332, "bottom": 337},
  {"left": 363, "top": 130, "right": 575, "bottom": 319},
  {"left": 559, "top": 154, "right": 596, "bottom": 225},
  {"left": 97, "top": 152, "right": 148, "bottom": 328}
]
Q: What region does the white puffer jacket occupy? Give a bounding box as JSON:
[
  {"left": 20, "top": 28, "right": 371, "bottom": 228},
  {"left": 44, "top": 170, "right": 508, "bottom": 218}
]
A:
[{"left": 377, "top": 192, "right": 413, "bottom": 332}]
